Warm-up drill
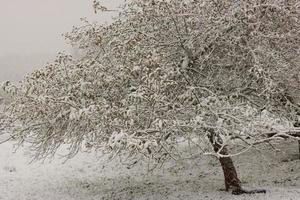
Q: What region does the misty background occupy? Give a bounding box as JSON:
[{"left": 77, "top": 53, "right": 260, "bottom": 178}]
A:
[{"left": 0, "top": 0, "right": 121, "bottom": 82}]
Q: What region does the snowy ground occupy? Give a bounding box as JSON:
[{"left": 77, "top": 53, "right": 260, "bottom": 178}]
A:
[{"left": 0, "top": 134, "right": 299, "bottom": 200}]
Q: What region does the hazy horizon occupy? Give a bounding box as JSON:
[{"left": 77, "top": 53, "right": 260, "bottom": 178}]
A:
[{"left": 0, "top": 0, "right": 121, "bottom": 81}]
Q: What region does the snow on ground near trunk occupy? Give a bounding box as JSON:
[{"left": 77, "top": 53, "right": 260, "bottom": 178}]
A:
[{"left": 0, "top": 137, "right": 299, "bottom": 200}]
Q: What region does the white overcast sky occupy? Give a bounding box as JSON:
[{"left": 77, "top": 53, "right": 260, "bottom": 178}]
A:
[
  {"left": 0, "top": 0, "right": 121, "bottom": 81},
  {"left": 0, "top": 0, "right": 120, "bottom": 55}
]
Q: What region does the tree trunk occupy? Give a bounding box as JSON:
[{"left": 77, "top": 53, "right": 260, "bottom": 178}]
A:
[
  {"left": 298, "top": 141, "right": 300, "bottom": 159},
  {"left": 218, "top": 147, "right": 242, "bottom": 193},
  {"left": 207, "top": 129, "right": 266, "bottom": 195},
  {"left": 294, "top": 122, "right": 300, "bottom": 159}
]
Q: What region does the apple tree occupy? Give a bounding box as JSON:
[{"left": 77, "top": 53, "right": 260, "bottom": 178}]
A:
[{"left": 4, "top": 0, "right": 300, "bottom": 194}]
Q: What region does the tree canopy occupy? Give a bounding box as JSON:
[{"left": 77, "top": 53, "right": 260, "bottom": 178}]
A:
[{"left": 4, "top": 0, "right": 300, "bottom": 167}]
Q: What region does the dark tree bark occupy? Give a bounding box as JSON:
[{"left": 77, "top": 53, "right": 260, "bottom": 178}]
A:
[
  {"left": 294, "top": 122, "right": 300, "bottom": 159},
  {"left": 217, "top": 147, "right": 242, "bottom": 193},
  {"left": 298, "top": 141, "right": 300, "bottom": 159},
  {"left": 207, "top": 129, "right": 266, "bottom": 195}
]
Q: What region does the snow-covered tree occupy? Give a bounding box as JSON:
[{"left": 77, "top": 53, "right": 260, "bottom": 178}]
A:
[{"left": 4, "top": 0, "right": 300, "bottom": 194}]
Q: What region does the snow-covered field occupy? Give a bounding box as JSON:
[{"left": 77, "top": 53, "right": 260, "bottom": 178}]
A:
[{"left": 0, "top": 134, "right": 299, "bottom": 200}]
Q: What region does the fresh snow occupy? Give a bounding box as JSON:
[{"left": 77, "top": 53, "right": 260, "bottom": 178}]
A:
[{"left": 0, "top": 136, "right": 299, "bottom": 200}]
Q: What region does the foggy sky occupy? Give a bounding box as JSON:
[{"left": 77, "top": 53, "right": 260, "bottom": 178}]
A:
[{"left": 0, "top": 0, "right": 121, "bottom": 81}]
